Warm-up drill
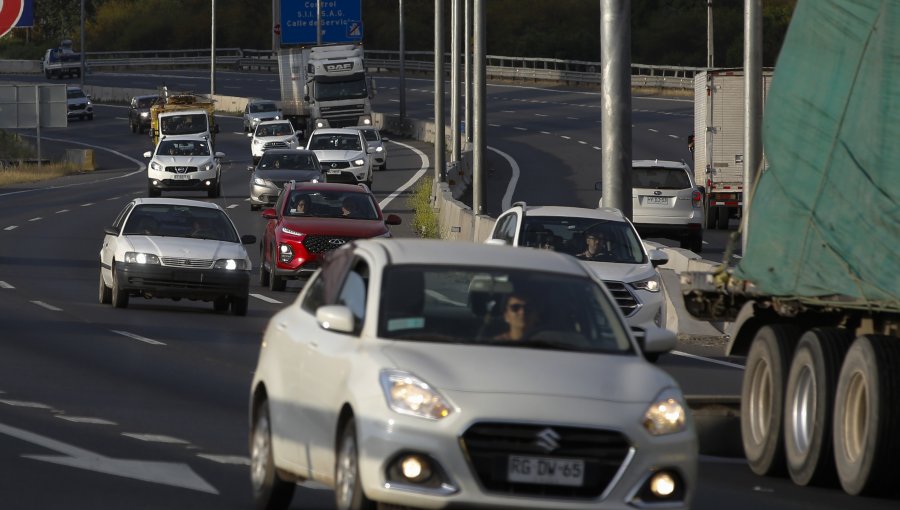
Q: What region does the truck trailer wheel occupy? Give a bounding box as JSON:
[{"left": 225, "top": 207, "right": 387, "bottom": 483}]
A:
[
  {"left": 706, "top": 204, "right": 718, "bottom": 229},
  {"left": 716, "top": 205, "right": 730, "bottom": 229},
  {"left": 741, "top": 324, "right": 800, "bottom": 476},
  {"left": 784, "top": 328, "right": 852, "bottom": 486},
  {"left": 833, "top": 335, "right": 900, "bottom": 496}
]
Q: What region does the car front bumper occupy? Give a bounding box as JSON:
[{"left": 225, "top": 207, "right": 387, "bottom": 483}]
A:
[
  {"left": 114, "top": 261, "right": 249, "bottom": 300},
  {"left": 354, "top": 391, "right": 697, "bottom": 509},
  {"left": 147, "top": 173, "right": 219, "bottom": 192}
]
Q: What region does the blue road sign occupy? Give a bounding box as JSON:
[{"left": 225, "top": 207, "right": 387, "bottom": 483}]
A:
[{"left": 280, "top": 0, "right": 363, "bottom": 46}]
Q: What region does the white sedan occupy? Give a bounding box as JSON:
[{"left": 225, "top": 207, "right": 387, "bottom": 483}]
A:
[
  {"left": 99, "top": 198, "right": 255, "bottom": 315},
  {"left": 249, "top": 238, "right": 697, "bottom": 510}
]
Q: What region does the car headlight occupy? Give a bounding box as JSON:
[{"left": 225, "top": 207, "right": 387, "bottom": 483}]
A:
[
  {"left": 375, "top": 146, "right": 384, "bottom": 153},
  {"left": 352, "top": 158, "right": 366, "bottom": 167},
  {"left": 281, "top": 226, "right": 304, "bottom": 236},
  {"left": 124, "top": 252, "right": 160, "bottom": 265},
  {"left": 213, "top": 259, "right": 247, "bottom": 270},
  {"left": 631, "top": 274, "right": 661, "bottom": 292},
  {"left": 253, "top": 177, "right": 267, "bottom": 186},
  {"left": 203, "top": 161, "right": 214, "bottom": 172},
  {"left": 643, "top": 388, "right": 687, "bottom": 436},
  {"left": 140, "top": 112, "right": 149, "bottom": 118},
  {"left": 252, "top": 139, "right": 263, "bottom": 145},
  {"left": 380, "top": 370, "right": 453, "bottom": 420},
  {"left": 149, "top": 161, "right": 162, "bottom": 172}
]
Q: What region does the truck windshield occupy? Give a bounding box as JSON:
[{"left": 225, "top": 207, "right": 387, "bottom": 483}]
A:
[
  {"left": 160, "top": 114, "right": 209, "bottom": 136},
  {"left": 314, "top": 75, "right": 368, "bottom": 101}
]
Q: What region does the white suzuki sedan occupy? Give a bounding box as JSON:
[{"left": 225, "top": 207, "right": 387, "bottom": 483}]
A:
[
  {"left": 99, "top": 198, "right": 255, "bottom": 315},
  {"left": 249, "top": 238, "right": 697, "bottom": 510}
]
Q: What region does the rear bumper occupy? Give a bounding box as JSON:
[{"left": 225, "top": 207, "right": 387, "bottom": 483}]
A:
[
  {"left": 633, "top": 221, "right": 702, "bottom": 239},
  {"left": 114, "top": 261, "right": 249, "bottom": 300}
]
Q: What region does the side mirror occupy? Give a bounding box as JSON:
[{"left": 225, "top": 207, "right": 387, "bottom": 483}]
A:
[
  {"left": 632, "top": 325, "right": 677, "bottom": 363},
  {"left": 240, "top": 234, "right": 257, "bottom": 245},
  {"left": 382, "top": 137, "right": 390, "bottom": 142},
  {"left": 385, "top": 214, "right": 402, "bottom": 225},
  {"left": 143, "top": 151, "right": 152, "bottom": 158},
  {"left": 316, "top": 305, "right": 355, "bottom": 334},
  {"left": 261, "top": 208, "right": 277, "bottom": 219},
  {"left": 247, "top": 165, "right": 255, "bottom": 172},
  {"left": 367, "top": 147, "right": 375, "bottom": 154},
  {"left": 104, "top": 226, "right": 118, "bottom": 236},
  {"left": 648, "top": 249, "right": 669, "bottom": 268},
  {"left": 485, "top": 238, "right": 507, "bottom": 246},
  {"left": 247, "top": 132, "right": 253, "bottom": 138},
  {"left": 215, "top": 152, "right": 226, "bottom": 158}
]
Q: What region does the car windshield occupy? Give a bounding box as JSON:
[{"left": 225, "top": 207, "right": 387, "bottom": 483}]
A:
[
  {"left": 376, "top": 266, "right": 634, "bottom": 353},
  {"left": 137, "top": 97, "right": 158, "bottom": 108},
  {"left": 258, "top": 153, "right": 319, "bottom": 171},
  {"left": 251, "top": 102, "right": 278, "bottom": 113},
  {"left": 520, "top": 217, "right": 647, "bottom": 264},
  {"left": 633, "top": 167, "right": 692, "bottom": 190},
  {"left": 314, "top": 75, "right": 368, "bottom": 101},
  {"left": 256, "top": 123, "right": 293, "bottom": 137},
  {"left": 159, "top": 113, "right": 208, "bottom": 136},
  {"left": 66, "top": 89, "right": 86, "bottom": 99},
  {"left": 122, "top": 204, "right": 239, "bottom": 242},
  {"left": 156, "top": 139, "right": 210, "bottom": 157},
  {"left": 283, "top": 190, "right": 378, "bottom": 220},
  {"left": 308, "top": 134, "right": 362, "bottom": 152}
]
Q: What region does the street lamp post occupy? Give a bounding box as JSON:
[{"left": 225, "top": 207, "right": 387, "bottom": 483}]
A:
[{"left": 210, "top": 0, "right": 216, "bottom": 96}]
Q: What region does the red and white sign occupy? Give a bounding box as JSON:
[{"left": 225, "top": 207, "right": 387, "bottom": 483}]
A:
[{"left": 0, "top": 0, "right": 25, "bottom": 39}]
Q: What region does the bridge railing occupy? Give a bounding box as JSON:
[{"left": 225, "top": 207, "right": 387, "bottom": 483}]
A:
[{"left": 82, "top": 48, "right": 701, "bottom": 90}]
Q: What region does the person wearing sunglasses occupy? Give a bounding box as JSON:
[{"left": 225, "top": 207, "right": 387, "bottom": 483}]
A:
[{"left": 494, "top": 292, "right": 540, "bottom": 341}]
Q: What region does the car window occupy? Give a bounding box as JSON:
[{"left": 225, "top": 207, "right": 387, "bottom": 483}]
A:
[
  {"left": 377, "top": 266, "right": 634, "bottom": 353},
  {"left": 259, "top": 153, "right": 318, "bottom": 171},
  {"left": 358, "top": 130, "right": 379, "bottom": 142},
  {"left": 633, "top": 167, "right": 691, "bottom": 190},
  {"left": 301, "top": 271, "right": 327, "bottom": 313},
  {"left": 284, "top": 190, "right": 378, "bottom": 219},
  {"left": 112, "top": 203, "right": 135, "bottom": 230},
  {"left": 122, "top": 205, "right": 238, "bottom": 242},
  {"left": 493, "top": 213, "right": 518, "bottom": 244},
  {"left": 156, "top": 139, "right": 211, "bottom": 157},
  {"left": 251, "top": 102, "right": 278, "bottom": 113},
  {"left": 66, "top": 89, "right": 85, "bottom": 99},
  {"left": 137, "top": 97, "right": 157, "bottom": 108},
  {"left": 308, "top": 134, "right": 361, "bottom": 151},
  {"left": 521, "top": 216, "right": 646, "bottom": 264},
  {"left": 337, "top": 262, "right": 369, "bottom": 332}
]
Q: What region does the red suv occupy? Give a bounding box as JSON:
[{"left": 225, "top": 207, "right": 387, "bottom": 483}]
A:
[{"left": 258, "top": 182, "right": 402, "bottom": 291}]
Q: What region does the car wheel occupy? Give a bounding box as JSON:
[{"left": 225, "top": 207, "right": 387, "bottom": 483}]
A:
[
  {"left": 98, "top": 268, "right": 112, "bottom": 304},
  {"left": 251, "top": 400, "right": 295, "bottom": 510},
  {"left": 208, "top": 180, "right": 221, "bottom": 199},
  {"left": 130, "top": 119, "right": 137, "bottom": 134},
  {"left": 686, "top": 232, "right": 703, "bottom": 253},
  {"left": 269, "top": 270, "right": 286, "bottom": 292},
  {"left": 250, "top": 203, "right": 261, "bottom": 211},
  {"left": 742, "top": 324, "right": 800, "bottom": 476},
  {"left": 111, "top": 264, "right": 129, "bottom": 309},
  {"left": 335, "top": 418, "right": 375, "bottom": 510},
  {"left": 231, "top": 295, "right": 249, "bottom": 316},
  {"left": 716, "top": 205, "right": 730, "bottom": 229},
  {"left": 148, "top": 185, "right": 161, "bottom": 198},
  {"left": 259, "top": 260, "right": 270, "bottom": 287},
  {"left": 213, "top": 297, "right": 230, "bottom": 313}
]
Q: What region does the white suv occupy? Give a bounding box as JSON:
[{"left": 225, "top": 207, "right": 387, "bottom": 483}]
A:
[
  {"left": 305, "top": 128, "right": 374, "bottom": 187},
  {"left": 144, "top": 135, "right": 224, "bottom": 198},
  {"left": 487, "top": 203, "right": 669, "bottom": 328},
  {"left": 599, "top": 160, "right": 704, "bottom": 252},
  {"left": 248, "top": 120, "right": 301, "bottom": 164}
]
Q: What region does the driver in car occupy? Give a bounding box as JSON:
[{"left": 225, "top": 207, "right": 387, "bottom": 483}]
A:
[{"left": 494, "top": 292, "right": 540, "bottom": 341}]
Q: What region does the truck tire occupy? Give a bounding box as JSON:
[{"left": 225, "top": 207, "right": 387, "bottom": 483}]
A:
[
  {"left": 44, "top": 70, "right": 51, "bottom": 79},
  {"left": 741, "top": 324, "right": 800, "bottom": 476},
  {"left": 833, "top": 335, "right": 900, "bottom": 496},
  {"left": 716, "top": 205, "right": 730, "bottom": 229},
  {"left": 784, "top": 328, "right": 852, "bottom": 487},
  {"left": 706, "top": 203, "right": 718, "bottom": 229}
]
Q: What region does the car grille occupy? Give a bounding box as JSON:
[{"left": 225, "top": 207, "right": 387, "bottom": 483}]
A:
[
  {"left": 302, "top": 235, "right": 356, "bottom": 254},
  {"left": 164, "top": 166, "right": 198, "bottom": 173},
  {"left": 602, "top": 280, "right": 639, "bottom": 317},
  {"left": 461, "top": 422, "right": 631, "bottom": 499},
  {"left": 263, "top": 141, "right": 289, "bottom": 149},
  {"left": 322, "top": 161, "right": 351, "bottom": 169},
  {"left": 68, "top": 103, "right": 86, "bottom": 111},
  {"left": 161, "top": 257, "right": 213, "bottom": 268}
]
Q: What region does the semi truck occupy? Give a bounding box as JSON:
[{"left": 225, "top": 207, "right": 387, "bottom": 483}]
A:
[
  {"left": 277, "top": 43, "right": 374, "bottom": 133},
  {"left": 692, "top": 69, "right": 773, "bottom": 230},
  {"left": 149, "top": 89, "right": 219, "bottom": 147},
  {"left": 682, "top": 0, "right": 899, "bottom": 498},
  {"left": 42, "top": 39, "right": 81, "bottom": 79}
]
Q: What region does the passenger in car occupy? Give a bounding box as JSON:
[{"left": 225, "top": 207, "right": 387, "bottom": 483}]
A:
[{"left": 494, "top": 292, "right": 541, "bottom": 341}]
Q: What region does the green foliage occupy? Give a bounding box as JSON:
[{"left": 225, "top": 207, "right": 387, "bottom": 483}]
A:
[
  {"left": 0, "top": 131, "right": 34, "bottom": 160},
  {"left": 408, "top": 176, "right": 440, "bottom": 239}
]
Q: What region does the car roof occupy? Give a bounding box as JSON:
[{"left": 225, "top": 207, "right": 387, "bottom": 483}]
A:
[
  {"left": 515, "top": 205, "right": 628, "bottom": 222},
  {"left": 358, "top": 238, "right": 591, "bottom": 276},
  {"left": 132, "top": 94, "right": 159, "bottom": 100},
  {"left": 248, "top": 98, "right": 276, "bottom": 104},
  {"left": 257, "top": 120, "right": 291, "bottom": 126},
  {"left": 158, "top": 134, "right": 211, "bottom": 143},
  {"left": 310, "top": 128, "right": 363, "bottom": 136},
  {"left": 347, "top": 126, "right": 377, "bottom": 131},
  {"left": 261, "top": 148, "right": 316, "bottom": 156},
  {"left": 632, "top": 159, "right": 690, "bottom": 170},
  {"left": 131, "top": 197, "right": 224, "bottom": 211},
  {"left": 289, "top": 181, "right": 371, "bottom": 194}
]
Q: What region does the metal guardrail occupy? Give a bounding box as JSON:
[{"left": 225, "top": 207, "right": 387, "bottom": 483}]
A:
[{"left": 82, "top": 48, "right": 701, "bottom": 89}]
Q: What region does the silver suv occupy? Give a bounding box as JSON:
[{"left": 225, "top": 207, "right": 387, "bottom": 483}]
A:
[{"left": 598, "top": 160, "right": 704, "bottom": 253}]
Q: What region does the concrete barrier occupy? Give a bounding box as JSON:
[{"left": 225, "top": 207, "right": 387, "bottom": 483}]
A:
[{"left": 65, "top": 149, "right": 95, "bottom": 171}]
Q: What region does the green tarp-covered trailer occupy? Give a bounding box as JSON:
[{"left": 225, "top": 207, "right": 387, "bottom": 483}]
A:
[{"left": 735, "top": 0, "right": 899, "bottom": 311}]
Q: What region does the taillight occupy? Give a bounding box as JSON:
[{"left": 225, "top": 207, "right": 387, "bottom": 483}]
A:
[{"left": 691, "top": 190, "right": 702, "bottom": 208}]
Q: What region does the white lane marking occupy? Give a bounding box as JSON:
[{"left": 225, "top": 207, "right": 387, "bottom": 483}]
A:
[
  {"left": 534, "top": 113, "right": 548, "bottom": 117},
  {"left": 378, "top": 140, "right": 429, "bottom": 210},
  {"left": 389, "top": 99, "right": 400, "bottom": 103},
  {"left": 226, "top": 204, "right": 238, "bottom": 209},
  {"left": 513, "top": 127, "right": 527, "bottom": 131},
  {"left": 668, "top": 134, "right": 680, "bottom": 139},
  {"left": 540, "top": 131, "right": 551, "bottom": 135},
  {"left": 250, "top": 293, "right": 282, "bottom": 304},
  {"left": 566, "top": 117, "right": 579, "bottom": 120},
  {"left": 578, "top": 140, "right": 587, "bottom": 145},
  {"left": 0, "top": 137, "right": 145, "bottom": 198},
  {"left": 107, "top": 196, "right": 122, "bottom": 201},
  {"left": 56, "top": 209, "right": 69, "bottom": 214},
  {"left": 122, "top": 433, "right": 190, "bottom": 444},
  {"left": 488, "top": 123, "right": 501, "bottom": 127},
  {"left": 0, "top": 400, "right": 53, "bottom": 409},
  {"left": 196, "top": 454, "right": 250, "bottom": 465},
  {"left": 671, "top": 351, "right": 744, "bottom": 370},
  {"left": 28, "top": 217, "right": 42, "bottom": 222},
  {"left": 0, "top": 281, "right": 13, "bottom": 289},
  {"left": 80, "top": 203, "right": 94, "bottom": 207},
  {"left": 56, "top": 416, "right": 116, "bottom": 425},
  {"left": 31, "top": 301, "right": 63, "bottom": 312},
  {"left": 560, "top": 135, "right": 571, "bottom": 140},
  {"left": 110, "top": 330, "right": 166, "bottom": 346},
  {"left": 4, "top": 226, "right": 18, "bottom": 231},
  {"left": 648, "top": 128, "right": 658, "bottom": 133},
  {"left": 593, "top": 146, "right": 602, "bottom": 150},
  {"left": 501, "top": 110, "right": 516, "bottom": 113},
  {"left": 491, "top": 146, "right": 521, "bottom": 212}
]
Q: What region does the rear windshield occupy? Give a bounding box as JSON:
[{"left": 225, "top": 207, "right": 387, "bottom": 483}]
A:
[{"left": 632, "top": 167, "right": 691, "bottom": 190}]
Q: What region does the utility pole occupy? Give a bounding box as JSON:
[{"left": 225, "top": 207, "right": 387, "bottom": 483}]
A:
[
  {"left": 210, "top": 0, "right": 216, "bottom": 96},
  {"left": 707, "top": 0, "right": 714, "bottom": 68},
  {"left": 600, "top": 0, "right": 632, "bottom": 219},
  {"left": 450, "top": 0, "right": 461, "bottom": 162},
  {"left": 464, "top": 0, "right": 473, "bottom": 142},
  {"left": 434, "top": 0, "right": 446, "bottom": 182},
  {"left": 316, "top": 0, "right": 322, "bottom": 45},
  {"left": 80, "top": 0, "right": 85, "bottom": 87},
  {"left": 473, "top": 0, "right": 485, "bottom": 215},
  {"left": 399, "top": 0, "right": 406, "bottom": 119},
  {"left": 743, "top": 0, "right": 762, "bottom": 253}
]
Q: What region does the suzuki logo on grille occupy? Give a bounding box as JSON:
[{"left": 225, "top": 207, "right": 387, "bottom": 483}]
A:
[
  {"left": 653, "top": 190, "right": 662, "bottom": 195},
  {"left": 176, "top": 166, "right": 187, "bottom": 174},
  {"left": 534, "top": 428, "right": 561, "bottom": 453},
  {"left": 328, "top": 239, "right": 346, "bottom": 245}
]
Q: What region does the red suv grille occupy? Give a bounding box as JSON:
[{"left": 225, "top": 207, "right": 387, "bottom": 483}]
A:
[{"left": 302, "top": 234, "right": 356, "bottom": 253}]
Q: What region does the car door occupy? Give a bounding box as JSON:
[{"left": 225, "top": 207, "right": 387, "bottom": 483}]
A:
[
  {"left": 490, "top": 210, "right": 521, "bottom": 245},
  {"left": 100, "top": 202, "right": 134, "bottom": 283}
]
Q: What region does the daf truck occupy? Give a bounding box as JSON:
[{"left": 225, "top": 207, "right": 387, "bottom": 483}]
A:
[
  {"left": 277, "top": 43, "right": 374, "bottom": 134},
  {"left": 682, "top": 0, "right": 899, "bottom": 498}
]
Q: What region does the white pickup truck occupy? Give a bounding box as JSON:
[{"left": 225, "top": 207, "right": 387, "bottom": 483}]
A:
[{"left": 42, "top": 39, "right": 82, "bottom": 79}]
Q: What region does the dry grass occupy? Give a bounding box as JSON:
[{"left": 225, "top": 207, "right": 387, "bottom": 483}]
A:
[{"left": 0, "top": 162, "right": 81, "bottom": 187}]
